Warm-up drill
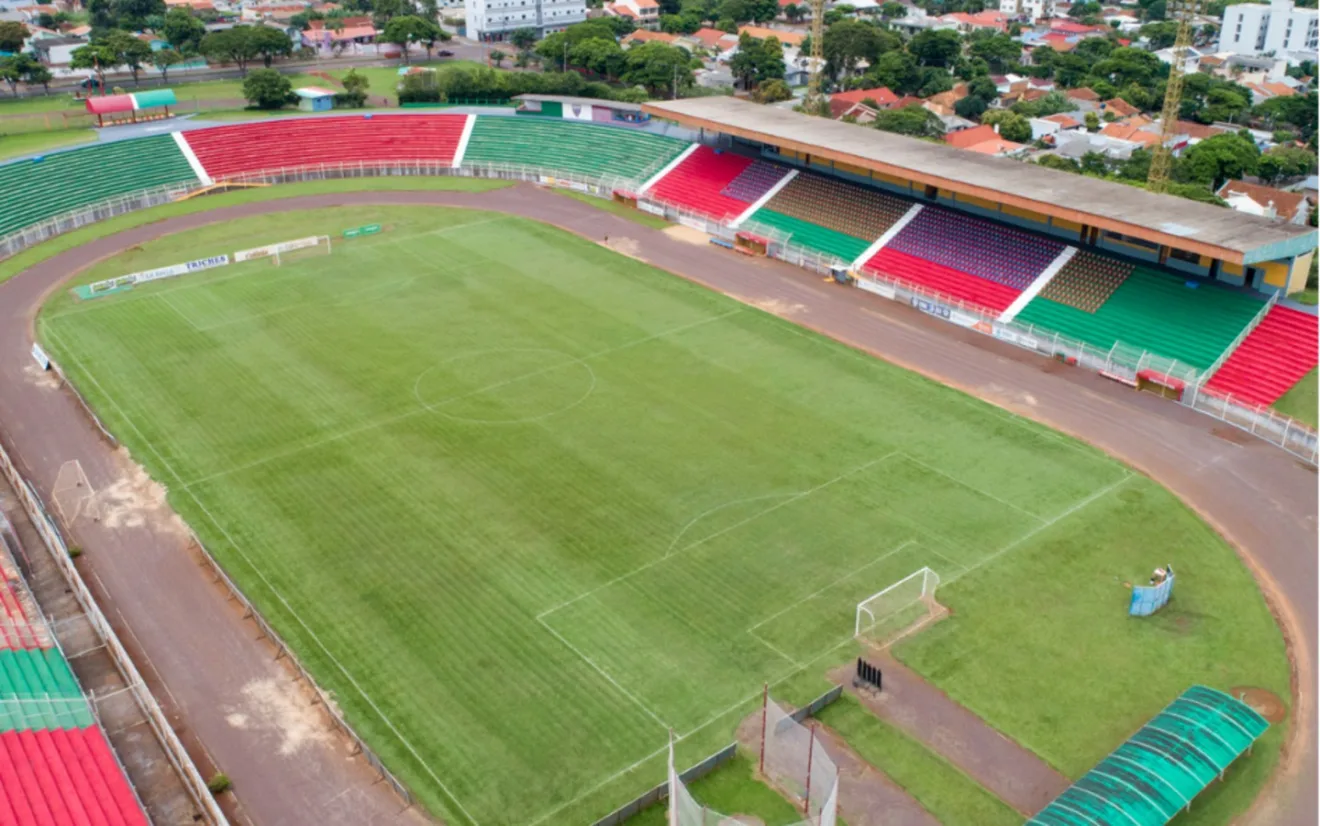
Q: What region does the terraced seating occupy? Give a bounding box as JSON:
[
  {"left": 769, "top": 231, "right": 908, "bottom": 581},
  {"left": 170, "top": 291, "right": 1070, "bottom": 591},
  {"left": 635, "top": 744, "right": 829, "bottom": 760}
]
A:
[
  {"left": 0, "top": 649, "right": 92, "bottom": 731},
  {"left": 1037, "top": 250, "right": 1133, "bottom": 313},
  {"left": 887, "top": 207, "right": 1065, "bottom": 291},
  {"left": 1204, "top": 305, "right": 1318, "bottom": 406},
  {"left": 1015, "top": 268, "right": 1263, "bottom": 369},
  {"left": 646, "top": 146, "right": 758, "bottom": 220},
  {"left": 760, "top": 173, "right": 910, "bottom": 241},
  {"left": 0, "top": 136, "right": 197, "bottom": 239},
  {"left": 0, "top": 578, "right": 48, "bottom": 650},
  {"left": 863, "top": 248, "right": 1020, "bottom": 313},
  {"left": 184, "top": 115, "right": 469, "bottom": 179},
  {"left": 744, "top": 209, "right": 871, "bottom": 262},
  {"left": 0, "top": 727, "right": 149, "bottom": 825},
  {"left": 461, "top": 116, "right": 689, "bottom": 182},
  {"left": 720, "top": 161, "right": 789, "bottom": 203}
]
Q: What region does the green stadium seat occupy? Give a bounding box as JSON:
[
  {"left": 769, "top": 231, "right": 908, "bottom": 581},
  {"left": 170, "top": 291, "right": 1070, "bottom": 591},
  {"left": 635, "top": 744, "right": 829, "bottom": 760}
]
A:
[
  {"left": 460, "top": 117, "right": 690, "bottom": 184},
  {"left": 0, "top": 136, "right": 198, "bottom": 239},
  {"left": 744, "top": 208, "right": 872, "bottom": 262}
]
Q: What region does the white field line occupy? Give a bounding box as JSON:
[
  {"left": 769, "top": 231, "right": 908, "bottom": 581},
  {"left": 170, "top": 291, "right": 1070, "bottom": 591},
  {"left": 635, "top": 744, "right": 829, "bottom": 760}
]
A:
[
  {"left": 45, "top": 217, "right": 505, "bottom": 322},
  {"left": 180, "top": 309, "right": 743, "bottom": 490},
  {"left": 663, "top": 492, "right": 799, "bottom": 557},
  {"left": 535, "top": 616, "right": 670, "bottom": 731},
  {"left": 898, "top": 453, "right": 1047, "bottom": 522},
  {"left": 745, "top": 631, "right": 803, "bottom": 669},
  {"left": 746, "top": 540, "right": 915, "bottom": 634},
  {"left": 537, "top": 452, "right": 898, "bottom": 622},
  {"left": 44, "top": 326, "right": 486, "bottom": 826},
  {"left": 525, "top": 740, "right": 670, "bottom": 826},
  {"left": 948, "top": 471, "right": 1134, "bottom": 584},
  {"left": 155, "top": 292, "right": 201, "bottom": 332}
]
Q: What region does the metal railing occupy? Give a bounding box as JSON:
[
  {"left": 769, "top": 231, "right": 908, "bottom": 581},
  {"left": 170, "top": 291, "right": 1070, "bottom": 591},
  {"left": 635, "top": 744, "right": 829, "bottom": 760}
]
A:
[
  {"left": 0, "top": 437, "right": 229, "bottom": 825},
  {"left": 1183, "top": 384, "right": 1319, "bottom": 465},
  {"left": 1196, "top": 289, "right": 1280, "bottom": 386}
]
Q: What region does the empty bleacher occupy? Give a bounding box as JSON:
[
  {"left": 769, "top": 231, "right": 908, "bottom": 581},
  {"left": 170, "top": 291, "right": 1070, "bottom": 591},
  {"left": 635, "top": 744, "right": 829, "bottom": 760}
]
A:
[
  {"left": 863, "top": 248, "right": 1021, "bottom": 313},
  {"left": 460, "top": 116, "right": 689, "bottom": 183},
  {"left": 183, "top": 115, "right": 469, "bottom": 179},
  {"left": 758, "top": 172, "right": 910, "bottom": 242},
  {"left": 720, "top": 160, "right": 787, "bottom": 203},
  {"left": 1203, "top": 305, "right": 1319, "bottom": 406},
  {"left": 645, "top": 146, "right": 763, "bottom": 220},
  {"left": 1037, "top": 250, "right": 1133, "bottom": 313},
  {"left": 0, "top": 136, "right": 198, "bottom": 239},
  {"left": 0, "top": 577, "right": 49, "bottom": 651},
  {"left": 744, "top": 209, "right": 871, "bottom": 262},
  {"left": 0, "top": 727, "right": 149, "bottom": 826},
  {"left": 1014, "top": 269, "right": 1264, "bottom": 370},
  {"left": 885, "top": 206, "right": 1065, "bottom": 291}
]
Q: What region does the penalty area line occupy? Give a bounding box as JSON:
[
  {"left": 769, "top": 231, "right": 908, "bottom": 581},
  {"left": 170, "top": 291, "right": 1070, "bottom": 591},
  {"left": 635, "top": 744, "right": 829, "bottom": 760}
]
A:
[{"left": 535, "top": 616, "right": 670, "bottom": 732}]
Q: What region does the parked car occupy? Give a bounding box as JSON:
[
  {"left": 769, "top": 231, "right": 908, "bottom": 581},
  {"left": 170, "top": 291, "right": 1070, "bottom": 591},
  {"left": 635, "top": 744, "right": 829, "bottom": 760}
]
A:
[{"left": 437, "top": 49, "right": 454, "bottom": 56}]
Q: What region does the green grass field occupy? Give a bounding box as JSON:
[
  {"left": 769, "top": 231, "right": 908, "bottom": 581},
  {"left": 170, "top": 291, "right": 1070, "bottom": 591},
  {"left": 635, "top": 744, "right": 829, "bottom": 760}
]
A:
[
  {"left": 39, "top": 206, "right": 1290, "bottom": 826},
  {"left": 0, "top": 129, "right": 97, "bottom": 161},
  {"left": 1274, "top": 368, "right": 1317, "bottom": 428}
]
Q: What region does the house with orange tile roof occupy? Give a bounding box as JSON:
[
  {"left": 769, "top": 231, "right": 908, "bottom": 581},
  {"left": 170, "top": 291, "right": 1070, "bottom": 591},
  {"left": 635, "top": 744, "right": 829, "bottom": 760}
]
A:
[
  {"left": 1101, "top": 97, "right": 1139, "bottom": 118},
  {"left": 1216, "top": 179, "right": 1312, "bottom": 224},
  {"left": 621, "top": 28, "right": 679, "bottom": 45},
  {"left": 606, "top": 0, "right": 660, "bottom": 28},
  {"left": 828, "top": 86, "right": 898, "bottom": 118},
  {"left": 736, "top": 25, "right": 804, "bottom": 46}
]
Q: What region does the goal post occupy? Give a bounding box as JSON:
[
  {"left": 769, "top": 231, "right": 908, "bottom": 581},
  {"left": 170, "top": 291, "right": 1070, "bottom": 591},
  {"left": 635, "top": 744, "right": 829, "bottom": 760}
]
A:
[
  {"left": 854, "top": 566, "right": 942, "bottom": 647},
  {"left": 273, "top": 235, "right": 332, "bottom": 267}
]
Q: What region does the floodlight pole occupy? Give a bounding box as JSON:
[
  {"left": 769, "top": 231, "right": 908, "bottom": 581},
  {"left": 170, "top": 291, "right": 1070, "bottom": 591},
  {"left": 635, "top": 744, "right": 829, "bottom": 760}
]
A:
[
  {"left": 803, "top": 723, "right": 815, "bottom": 815},
  {"left": 758, "top": 683, "right": 768, "bottom": 776}
]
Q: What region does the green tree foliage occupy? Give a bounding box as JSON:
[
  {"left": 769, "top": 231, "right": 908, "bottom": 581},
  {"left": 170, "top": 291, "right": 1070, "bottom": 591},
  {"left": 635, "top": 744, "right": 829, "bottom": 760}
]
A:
[
  {"left": 916, "top": 67, "right": 953, "bottom": 96},
  {"left": 1256, "top": 146, "right": 1319, "bottom": 184},
  {"left": 1178, "top": 131, "right": 1260, "bottom": 188},
  {"left": 908, "top": 29, "right": 961, "bottom": 67},
  {"left": 1079, "top": 150, "right": 1109, "bottom": 175},
  {"left": 336, "top": 66, "right": 369, "bottom": 106},
  {"left": 967, "top": 31, "right": 1020, "bottom": 72},
  {"left": 1253, "top": 92, "right": 1318, "bottom": 143},
  {"left": 1011, "top": 90, "right": 1075, "bottom": 117},
  {"left": 1090, "top": 46, "right": 1161, "bottom": 87},
  {"left": 162, "top": 8, "right": 206, "bottom": 52},
  {"left": 822, "top": 19, "right": 891, "bottom": 80},
  {"left": 0, "top": 55, "right": 33, "bottom": 96},
  {"left": 880, "top": 0, "right": 905, "bottom": 16},
  {"left": 622, "top": 41, "right": 693, "bottom": 97},
  {"left": 150, "top": 47, "right": 182, "bottom": 83},
  {"left": 371, "top": 0, "right": 412, "bottom": 29},
  {"left": 0, "top": 21, "right": 29, "bottom": 53},
  {"left": 511, "top": 27, "right": 539, "bottom": 60},
  {"left": 23, "top": 61, "right": 51, "bottom": 93},
  {"left": 730, "top": 33, "right": 784, "bottom": 88},
  {"left": 535, "top": 20, "right": 619, "bottom": 69},
  {"left": 954, "top": 95, "right": 986, "bottom": 118},
  {"left": 1139, "top": 20, "right": 1178, "bottom": 48},
  {"left": 1084, "top": 111, "right": 1099, "bottom": 132},
  {"left": 717, "top": 0, "right": 777, "bottom": 23},
  {"left": 200, "top": 26, "right": 260, "bottom": 75},
  {"left": 753, "top": 77, "right": 793, "bottom": 102},
  {"left": 1069, "top": 0, "right": 1102, "bottom": 16},
  {"left": 569, "top": 36, "right": 625, "bottom": 80},
  {"left": 249, "top": 25, "right": 294, "bottom": 67},
  {"left": 981, "top": 109, "right": 1031, "bottom": 142},
  {"left": 872, "top": 103, "right": 943, "bottom": 137},
  {"left": 241, "top": 66, "right": 293, "bottom": 109},
  {"left": 1035, "top": 154, "right": 1082, "bottom": 173},
  {"left": 865, "top": 50, "right": 920, "bottom": 94},
  {"left": 1118, "top": 148, "right": 1151, "bottom": 181},
  {"left": 110, "top": 0, "right": 165, "bottom": 30},
  {"left": 381, "top": 15, "right": 438, "bottom": 63}
]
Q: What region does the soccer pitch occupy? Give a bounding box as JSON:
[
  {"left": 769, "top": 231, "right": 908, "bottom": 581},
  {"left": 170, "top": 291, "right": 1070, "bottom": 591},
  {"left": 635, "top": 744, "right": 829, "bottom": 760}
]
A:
[{"left": 40, "top": 207, "right": 1289, "bottom": 826}]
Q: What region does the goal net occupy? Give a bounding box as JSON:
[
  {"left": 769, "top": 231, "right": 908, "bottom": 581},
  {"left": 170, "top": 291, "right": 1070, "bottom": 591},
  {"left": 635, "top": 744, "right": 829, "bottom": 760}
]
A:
[
  {"left": 854, "top": 566, "right": 943, "bottom": 648},
  {"left": 233, "top": 235, "right": 332, "bottom": 268}
]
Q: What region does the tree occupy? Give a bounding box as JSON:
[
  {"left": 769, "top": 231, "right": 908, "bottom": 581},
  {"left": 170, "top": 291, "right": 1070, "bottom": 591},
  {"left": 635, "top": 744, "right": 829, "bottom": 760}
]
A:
[
  {"left": 200, "top": 26, "right": 259, "bottom": 75},
  {"left": 0, "top": 55, "right": 32, "bottom": 96},
  {"left": 0, "top": 21, "right": 29, "bottom": 53},
  {"left": 1068, "top": 0, "right": 1102, "bottom": 16},
  {"left": 822, "top": 19, "right": 882, "bottom": 80},
  {"left": 487, "top": 47, "right": 506, "bottom": 67},
  {"left": 1084, "top": 111, "right": 1099, "bottom": 132},
  {"left": 1257, "top": 145, "right": 1318, "bottom": 183},
  {"left": 872, "top": 104, "right": 943, "bottom": 138},
  {"left": 24, "top": 61, "right": 51, "bottom": 93},
  {"left": 1118, "top": 148, "right": 1151, "bottom": 180},
  {"left": 730, "top": 32, "right": 782, "bottom": 88},
  {"left": 981, "top": 109, "right": 1031, "bottom": 141},
  {"left": 511, "top": 26, "right": 538, "bottom": 65},
  {"left": 1035, "top": 154, "right": 1082, "bottom": 173},
  {"left": 622, "top": 41, "right": 693, "bottom": 97},
  {"left": 371, "top": 0, "right": 413, "bottom": 29},
  {"left": 866, "top": 50, "right": 920, "bottom": 94},
  {"left": 967, "top": 74, "right": 996, "bottom": 102},
  {"left": 967, "top": 32, "right": 1020, "bottom": 72},
  {"left": 908, "top": 29, "right": 961, "bottom": 67},
  {"left": 953, "top": 94, "right": 986, "bottom": 119},
  {"left": 162, "top": 8, "right": 206, "bottom": 52},
  {"left": 111, "top": 0, "right": 165, "bottom": 28},
  {"left": 70, "top": 40, "right": 121, "bottom": 91},
  {"left": 381, "top": 15, "right": 436, "bottom": 63},
  {"left": 753, "top": 77, "right": 792, "bottom": 102},
  {"left": 241, "top": 66, "right": 292, "bottom": 109},
  {"left": 880, "top": 0, "right": 905, "bottom": 16},
  {"left": 570, "top": 37, "right": 624, "bottom": 79},
  {"left": 1179, "top": 131, "right": 1260, "bottom": 188},
  {"left": 247, "top": 25, "right": 293, "bottom": 68},
  {"left": 150, "top": 47, "right": 182, "bottom": 83},
  {"left": 1072, "top": 35, "right": 1113, "bottom": 63},
  {"left": 1139, "top": 20, "right": 1178, "bottom": 48},
  {"left": 1012, "top": 90, "right": 1074, "bottom": 117},
  {"left": 337, "top": 66, "right": 369, "bottom": 106},
  {"left": 783, "top": 3, "right": 802, "bottom": 21},
  {"left": 1090, "top": 46, "right": 1161, "bottom": 87},
  {"left": 1079, "top": 150, "right": 1109, "bottom": 175}
]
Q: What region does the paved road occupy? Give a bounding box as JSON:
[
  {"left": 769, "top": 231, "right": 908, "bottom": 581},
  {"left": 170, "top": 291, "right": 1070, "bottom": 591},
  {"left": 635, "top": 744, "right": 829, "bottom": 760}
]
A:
[{"left": 0, "top": 185, "right": 1312, "bottom": 826}]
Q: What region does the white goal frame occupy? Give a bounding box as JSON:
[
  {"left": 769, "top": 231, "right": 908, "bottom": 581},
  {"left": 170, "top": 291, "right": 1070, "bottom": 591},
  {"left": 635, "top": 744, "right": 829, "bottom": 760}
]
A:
[
  {"left": 854, "top": 566, "right": 941, "bottom": 642},
  {"left": 273, "top": 235, "right": 332, "bottom": 267}
]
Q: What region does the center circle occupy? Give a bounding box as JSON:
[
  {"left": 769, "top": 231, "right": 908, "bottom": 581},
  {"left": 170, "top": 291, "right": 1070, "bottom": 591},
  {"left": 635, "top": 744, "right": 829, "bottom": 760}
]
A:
[{"left": 413, "top": 348, "right": 596, "bottom": 425}]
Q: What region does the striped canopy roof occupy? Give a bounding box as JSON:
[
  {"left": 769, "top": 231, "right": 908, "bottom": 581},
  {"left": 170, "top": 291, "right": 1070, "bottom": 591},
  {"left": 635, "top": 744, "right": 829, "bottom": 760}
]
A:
[
  {"left": 85, "top": 89, "right": 177, "bottom": 114},
  {"left": 1028, "top": 686, "right": 1270, "bottom": 826}
]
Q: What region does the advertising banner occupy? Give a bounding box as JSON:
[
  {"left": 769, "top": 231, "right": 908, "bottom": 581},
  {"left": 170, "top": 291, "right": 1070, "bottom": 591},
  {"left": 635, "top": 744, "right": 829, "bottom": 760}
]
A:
[
  {"left": 234, "top": 236, "right": 322, "bottom": 262},
  {"left": 86, "top": 254, "right": 229, "bottom": 293},
  {"left": 910, "top": 296, "right": 951, "bottom": 320},
  {"left": 639, "top": 202, "right": 666, "bottom": 217},
  {"left": 31, "top": 343, "right": 50, "bottom": 371}
]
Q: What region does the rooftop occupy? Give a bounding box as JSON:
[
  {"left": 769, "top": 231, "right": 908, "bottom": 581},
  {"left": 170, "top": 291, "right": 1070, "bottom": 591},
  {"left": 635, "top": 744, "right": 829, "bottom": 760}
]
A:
[
  {"left": 737, "top": 25, "right": 805, "bottom": 45},
  {"left": 514, "top": 94, "right": 644, "bottom": 112},
  {"left": 641, "top": 96, "right": 1317, "bottom": 263},
  {"left": 1217, "top": 179, "right": 1310, "bottom": 222}
]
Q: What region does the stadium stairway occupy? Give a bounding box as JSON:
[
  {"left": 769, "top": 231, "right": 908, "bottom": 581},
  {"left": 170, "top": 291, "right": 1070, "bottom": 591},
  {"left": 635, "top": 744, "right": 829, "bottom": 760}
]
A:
[
  {"left": 645, "top": 146, "right": 777, "bottom": 221},
  {"left": 0, "top": 136, "right": 198, "bottom": 239},
  {"left": 181, "top": 115, "right": 469, "bottom": 180},
  {"left": 1014, "top": 268, "right": 1264, "bottom": 370},
  {"left": 1202, "top": 305, "right": 1319, "bottom": 407},
  {"left": 459, "top": 116, "right": 690, "bottom": 183}
]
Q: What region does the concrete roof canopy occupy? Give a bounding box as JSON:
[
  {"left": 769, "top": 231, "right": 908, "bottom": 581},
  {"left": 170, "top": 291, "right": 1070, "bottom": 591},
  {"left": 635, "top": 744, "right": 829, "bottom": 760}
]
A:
[{"left": 641, "top": 96, "right": 1317, "bottom": 263}]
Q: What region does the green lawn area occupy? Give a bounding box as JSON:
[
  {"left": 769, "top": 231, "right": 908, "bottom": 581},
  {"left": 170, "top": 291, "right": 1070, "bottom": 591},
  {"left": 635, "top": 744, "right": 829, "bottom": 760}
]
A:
[
  {"left": 38, "top": 207, "right": 1289, "bottom": 826},
  {"left": 815, "top": 694, "right": 1019, "bottom": 826},
  {"left": 1293, "top": 287, "right": 1317, "bottom": 306},
  {"left": 1274, "top": 368, "right": 1317, "bottom": 428},
  {"left": 551, "top": 189, "right": 672, "bottom": 230},
  {"left": 0, "top": 129, "right": 96, "bottom": 161},
  {"left": 629, "top": 754, "right": 803, "bottom": 826}
]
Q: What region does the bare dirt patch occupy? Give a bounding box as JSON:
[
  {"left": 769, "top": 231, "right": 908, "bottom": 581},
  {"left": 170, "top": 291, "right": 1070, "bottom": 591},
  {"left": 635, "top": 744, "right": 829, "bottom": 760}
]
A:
[
  {"left": 749, "top": 298, "right": 808, "bottom": 317},
  {"left": 90, "top": 447, "right": 189, "bottom": 538},
  {"left": 663, "top": 225, "right": 712, "bottom": 246},
  {"left": 22, "top": 364, "right": 61, "bottom": 390},
  {"left": 602, "top": 236, "right": 642, "bottom": 259},
  {"left": 1232, "top": 686, "right": 1288, "bottom": 724},
  {"left": 227, "top": 678, "right": 334, "bottom": 757}
]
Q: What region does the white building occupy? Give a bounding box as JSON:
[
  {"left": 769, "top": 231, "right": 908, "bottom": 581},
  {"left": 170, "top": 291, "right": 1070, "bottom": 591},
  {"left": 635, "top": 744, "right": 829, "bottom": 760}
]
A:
[
  {"left": 997, "top": 0, "right": 1053, "bottom": 21},
  {"left": 1217, "top": 0, "right": 1318, "bottom": 65},
  {"left": 465, "top": 0, "right": 586, "bottom": 40}
]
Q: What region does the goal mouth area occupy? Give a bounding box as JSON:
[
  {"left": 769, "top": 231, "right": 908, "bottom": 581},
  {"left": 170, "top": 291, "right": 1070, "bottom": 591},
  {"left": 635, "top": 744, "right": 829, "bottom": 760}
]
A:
[{"left": 854, "top": 566, "right": 947, "bottom": 651}]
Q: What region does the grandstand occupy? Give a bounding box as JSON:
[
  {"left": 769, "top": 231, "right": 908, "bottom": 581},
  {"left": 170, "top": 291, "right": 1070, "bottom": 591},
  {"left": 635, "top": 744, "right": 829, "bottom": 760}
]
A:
[{"left": 0, "top": 107, "right": 1314, "bottom": 419}]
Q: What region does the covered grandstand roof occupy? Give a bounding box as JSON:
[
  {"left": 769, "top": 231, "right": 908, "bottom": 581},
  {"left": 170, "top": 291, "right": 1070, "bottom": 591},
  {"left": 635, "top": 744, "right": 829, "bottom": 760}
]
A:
[
  {"left": 1028, "top": 685, "right": 1270, "bottom": 826},
  {"left": 642, "top": 97, "right": 1317, "bottom": 265}
]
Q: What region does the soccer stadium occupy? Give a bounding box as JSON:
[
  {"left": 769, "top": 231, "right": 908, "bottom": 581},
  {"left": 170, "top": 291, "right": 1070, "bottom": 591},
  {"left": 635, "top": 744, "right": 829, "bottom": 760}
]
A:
[{"left": 0, "top": 96, "right": 1314, "bottom": 826}]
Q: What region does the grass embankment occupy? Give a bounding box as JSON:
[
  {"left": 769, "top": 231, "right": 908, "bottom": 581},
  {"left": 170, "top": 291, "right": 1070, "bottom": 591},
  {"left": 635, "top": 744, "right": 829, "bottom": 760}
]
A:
[{"left": 1274, "top": 368, "right": 1318, "bottom": 428}]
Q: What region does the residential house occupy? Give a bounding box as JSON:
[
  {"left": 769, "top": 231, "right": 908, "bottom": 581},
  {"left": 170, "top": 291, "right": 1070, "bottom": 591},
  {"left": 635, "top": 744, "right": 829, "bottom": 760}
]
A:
[
  {"left": 1054, "top": 128, "right": 1146, "bottom": 159},
  {"left": 30, "top": 33, "right": 85, "bottom": 67},
  {"left": 1030, "top": 111, "right": 1083, "bottom": 140},
  {"left": 1244, "top": 80, "right": 1297, "bottom": 104},
  {"left": 605, "top": 0, "right": 659, "bottom": 29},
  {"left": 1285, "top": 175, "right": 1318, "bottom": 205},
  {"left": 777, "top": 0, "right": 811, "bottom": 20},
  {"left": 888, "top": 7, "right": 959, "bottom": 35},
  {"left": 940, "top": 9, "right": 1009, "bottom": 32},
  {"left": 837, "top": 101, "right": 880, "bottom": 123},
  {"left": 1101, "top": 97, "right": 1140, "bottom": 118},
  {"left": 240, "top": 3, "right": 307, "bottom": 22},
  {"left": 683, "top": 26, "right": 738, "bottom": 52},
  {"left": 966, "top": 137, "right": 1029, "bottom": 156},
  {"left": 997, "top": 0, "right": 1054, "bottom": 22},
  {"left": 736, "top": 25, "right": 805, "bottom": 47},
  {"left": 303, "top": 16, "right": 378, "bottom": 52},
  {"left": 1065, "top": 86, "right": 1101, "bottom": 112},
  {"left": 621, "top": 28, "right": 678, "bottom": 45},
  {"left": 1216, "top": 179, "right": 1312, "bottom": 223},
  {"left": 1153, "top": 44, "right": 1204, "bottom": 73},
  {"left": 828, "top": 86, "right": 898, "bottom": 118},
  {"left": 944, "top": 123, "right": 1000, "bottom": 148},
  {"left": 925, "top": 82, "right": 968, "bottom": 112},
  {"left": 1100, "top": 119, "right": 1162, "bottom": 147}
]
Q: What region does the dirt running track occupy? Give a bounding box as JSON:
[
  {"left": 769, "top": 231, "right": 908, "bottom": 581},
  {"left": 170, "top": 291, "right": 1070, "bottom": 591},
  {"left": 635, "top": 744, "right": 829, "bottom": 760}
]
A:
[{"left": 0, "top": 185, "right": 1313, "bottom": 826}]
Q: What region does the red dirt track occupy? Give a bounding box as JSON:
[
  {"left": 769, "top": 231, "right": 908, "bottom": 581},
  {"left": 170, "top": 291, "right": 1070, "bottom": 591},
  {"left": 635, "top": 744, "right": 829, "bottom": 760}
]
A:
[{"left": 0, "top": 185, "right": 1313, "bottom": 826}]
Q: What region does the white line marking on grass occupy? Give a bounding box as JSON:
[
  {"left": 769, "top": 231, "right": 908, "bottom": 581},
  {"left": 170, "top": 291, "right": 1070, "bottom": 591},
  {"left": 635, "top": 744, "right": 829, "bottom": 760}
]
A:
[
  {"left": 899, "top": 453, "right": 1047, "bottom": 522},
  {"left": 181, "top": 309, "right": 742, "bottom": 489},
  {"left": 746, "top": 630, "right": 803, "bottom": 669},
  {"left": 155, "top": 293, "right": 200, "bottom": 331},
  {"left": 44, "top": 326, "right": 487, "bottom": 826},
  {"left": 948, "top": 472, "right": 1134, "bottom": 584},
  {"left": 538, "top": 453, "right": 898, "bottom": 621},
  {"left": 525, "top": 741, "right": 670, "bottom": 826},
  {"left": 535, "top": 616, "right": 670, "bottom": 732},
  {"left": 663, "top": 492, "right": 800, "bottom": 557},
  {"left": 746, "top": 540, "right": 915, "bottom": 634}
]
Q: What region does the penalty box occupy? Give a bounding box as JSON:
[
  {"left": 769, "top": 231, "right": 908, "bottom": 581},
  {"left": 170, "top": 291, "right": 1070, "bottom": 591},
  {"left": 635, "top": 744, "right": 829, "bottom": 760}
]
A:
[{"left": 538, "top": 452, "right": 1042, "bottom": 734}]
